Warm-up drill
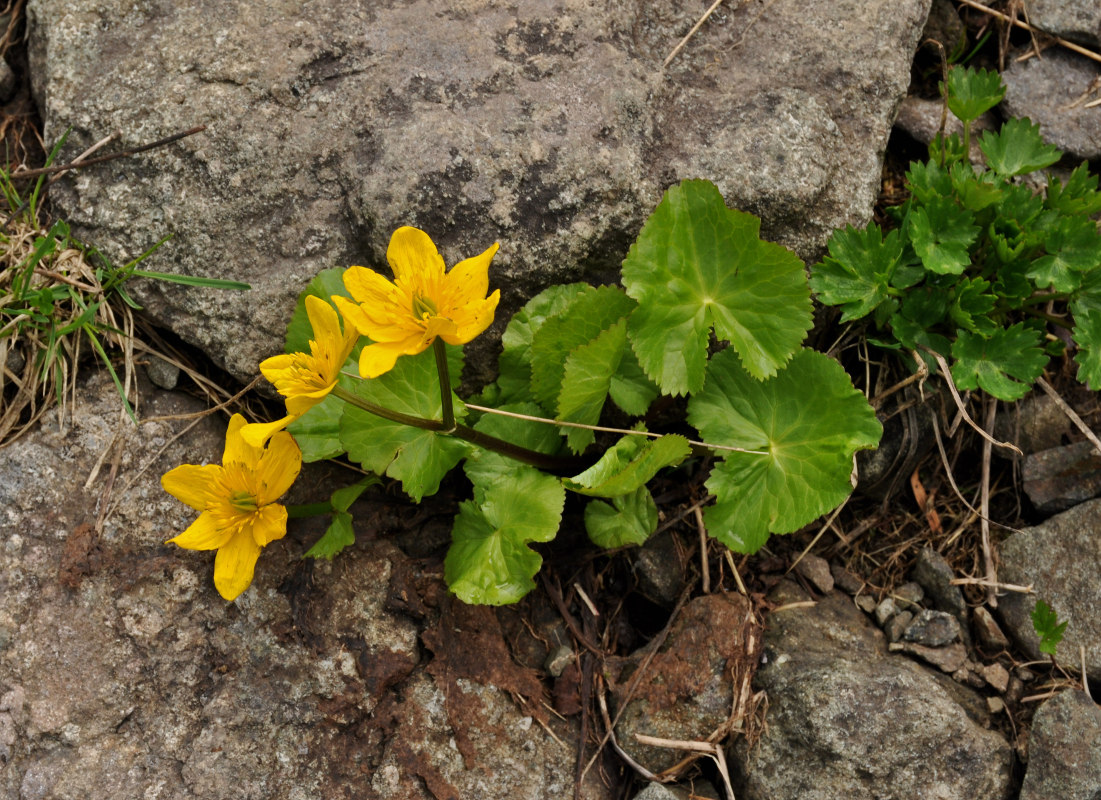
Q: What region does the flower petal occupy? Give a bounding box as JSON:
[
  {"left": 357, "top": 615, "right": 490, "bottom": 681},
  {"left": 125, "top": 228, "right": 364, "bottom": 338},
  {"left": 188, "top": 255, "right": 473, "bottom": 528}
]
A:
[
  {"left": 213, "top": 529, "right": 262, "bottom": 600},
  {"left": 223, "top": 413, "right": 262, "bottom": 469},
  {"left": 239, "top": 416, "right": 295, "bottom": 449},
  {"left": 443, "top": 290, "right": 501, "bottom": 345},
  {"left": 446, "top": 242, "right": 499, "bottom": 307},
  {"left": 387, "top": 226, "right": 445, "bottom": 286},
  {"left": 254, "top": 430, "right": 302, "bottom": 504},
  {"left": 161, "top": 463, "right": 225, "bottom": 511},
  {"left": 250, "top": 503, "right": 289, "bottom": 547},
  {"left": 358, "top": 340, "right": 409, "bottom": 378},
  {"left": 167, "top": 510, "right": 234, "bottom": 551}
]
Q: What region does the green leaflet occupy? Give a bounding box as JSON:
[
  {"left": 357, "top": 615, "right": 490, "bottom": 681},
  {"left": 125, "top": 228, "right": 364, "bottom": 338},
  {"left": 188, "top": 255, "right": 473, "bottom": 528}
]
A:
[
  {"left": 1071, "top": 306, "right": 1101, "bottom": 390},
  {"left": 284, "top": 267, "right": 356, "bottom": 354},
  {"left": 1027, "top": 216, "right": 1101, "bottom": 293},
  {"left": 979, "top": 118, "right": 1061, "bottom": 176},
  {"left": 557, "top": 320, "right": 629, "bottom": 453},
  {"left": 687, "top": 349, "right": 881, "bottom": 553},
  {"left": 942, "top": 66, "right": 1004, "bottom": 124},
  {"left": 529, "top": 285, "right": 636, "bottom": 412},
  {"left": 287, "top": 390, "right": 347, "bottom": 462},
  {"left": 564, "top": 431, "right": 691, "bottom": 498},
  {"left": 622, "top": 179, "right": 812, "bottom": 394},
  {"left": 445, "top": 449, "right": 565, "bottom": 605},
  {"left": 809, "top": 224, "right": 904, "bottom": 322},
  {"left": 950, "top": 324, "right": 1049, "bottom": 401},
  {"left": 340, "top": 347, "right": 470, "bottom": 501},
  {"left": 1031, "top": 599, "right": 1068, "bottom": 657},
  {"left": 304, "top": 477, "right": 380, "bottom": 560},
  {"left": 584, "top": 488, "right": 658, "bottom": 549},
  {"left": 907, "top": 197, "right": 978, "bottom": 275}
]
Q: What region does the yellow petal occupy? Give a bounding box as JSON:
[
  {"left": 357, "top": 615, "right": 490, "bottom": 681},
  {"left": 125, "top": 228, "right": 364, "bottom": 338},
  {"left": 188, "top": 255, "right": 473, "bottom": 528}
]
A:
[
  {"left": 332, "top": 291, "right": 412, "bottom": 344},
  {"left": 446, "top": 242, "right": 499, "bottom": 306},
  {"left": 285, "top": 388, "right": 331, "bottom": 417},
  {"left": 387, "top": 226, "right": 445, "bottom": 286},
  {"left": 343, "top": 267, "right": 405, "bottom": 312},
  {"left": 358, "top": 340, "right": 406, "bottom": 378},
  {"left": 161, "top": 463, "right": 225, "bottom": 511},
  {"left": 332, "top": 294, "right": 374, "bottom": 338},
  {"left": 258, "top": 353, "right": 297, "bottom": 383},
  {"left": 167, "top": 510, "right": 234, "bottom": 551},
  {"left": 443, "top": 290, "right": 500, "bottom": 345},
  {"left": 223, "top": 413, "right": 262, "bottom": 469},
  {"left": 213, "top": 529, "right": 262, "bottom": 600},
  {"left": 239, "top": 416, "right": 295, "bottom": 449},
  {"left": 250, "top": 503, "right": 289, "bottom": 547},
  {"left": 254, "top": 430, "right": 302, "bottom": 504}
]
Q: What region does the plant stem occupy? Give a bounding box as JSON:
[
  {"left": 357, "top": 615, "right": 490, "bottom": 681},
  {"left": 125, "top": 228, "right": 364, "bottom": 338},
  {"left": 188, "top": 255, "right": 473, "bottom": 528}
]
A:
[
  {"left": 329, "top": 384, "right": 585, "bottom": 473},
  {"left": 1022, "top": 307, "right": 1073, "bottom": 329},
  {"left": 433, "top": 338, "right": 455, "bottom": 432}
]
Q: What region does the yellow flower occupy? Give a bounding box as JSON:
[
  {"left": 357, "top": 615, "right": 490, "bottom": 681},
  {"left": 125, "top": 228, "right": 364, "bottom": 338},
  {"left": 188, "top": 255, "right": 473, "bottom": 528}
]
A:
[
  {"left": 162, "top": 414, "right": 302, "bottom": 601},
  {"left": 241, "top": 295, "right": 358, "bottom": 447},
  {"left": 333, "top": 226, "right": 500, "bottom": 378}
]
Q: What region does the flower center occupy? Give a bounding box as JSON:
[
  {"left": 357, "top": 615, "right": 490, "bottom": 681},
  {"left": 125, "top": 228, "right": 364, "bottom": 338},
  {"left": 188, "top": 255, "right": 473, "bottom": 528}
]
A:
[
  {"left": 411, "top": 293, "right": 438, "bottom": 319},
  {"left": 229, "top": 491, "right": 260, "bottom": 513}
]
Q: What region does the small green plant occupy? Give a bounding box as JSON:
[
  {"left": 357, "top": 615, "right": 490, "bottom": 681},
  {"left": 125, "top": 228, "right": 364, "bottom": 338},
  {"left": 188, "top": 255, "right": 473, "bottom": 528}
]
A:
[
  {"left": 809, "top": 66, "right": 1101, "bottom": 401},
  {"left": 162, "top": 179, "right": 883, "bottom": 603},
  {"left": 1031, "top": 598, "right": 1068, "bottom": 657},
  {"left": 0, "top": 133, "right": 250, "bottom": 443}
]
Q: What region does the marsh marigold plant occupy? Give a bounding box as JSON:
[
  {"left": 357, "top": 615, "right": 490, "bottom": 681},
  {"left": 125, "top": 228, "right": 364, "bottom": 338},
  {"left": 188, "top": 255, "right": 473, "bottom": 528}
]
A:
[
  {"left": 333, "top": 226, "right": 500, "bottom": 378},
  {"left": 162, "top": 414, "right": 302, "bottom": 600}
]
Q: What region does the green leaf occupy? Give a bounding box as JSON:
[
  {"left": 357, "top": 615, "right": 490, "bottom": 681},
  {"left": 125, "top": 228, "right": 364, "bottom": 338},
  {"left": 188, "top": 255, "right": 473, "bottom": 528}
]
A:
[
  {"left": 472, "top": 401, "right": 566, "bottom": 458},
  {"left": 608, "top": 348, "right": 659, "bottom": 416},
  {"left": 584, "top": 488, "right": 658, "bottom": 549},
  {"left": 906, "top": 160, "right": 953, "bottom": 204},
  {"left": 330, "top": 476, "right": 379, "bottom": 513},
  {"left": 950, "top": 162, "right": 1003, "bottom": 212},
  {"left": 979, "top": 118, "right": 1062, "bottom": 176},
  {"left": 907, "top": 197, "right": 979, "bottom": 275},
  {"left": 942, "top": 66, "right": 1005, "bottom": 123},
  {"left": 1045, "top": 163, "right": 1101, "bottom": 217},
  {"left": 950, "top": 324, "right": 1048, "bottom": 401},
  {"left": 129, "top": 268, "right": 251, "bottom": 291},
  {"left": 929, "top": 132, "right": 967, "bottom": 167},
  {"left": 809, "top": 224, "right": 904, "bottom": 322},
  {"left": 1027, "top": 216, "right": 1101, "bottom": 293},
  {"left": 530, "top": 285, "right": 635, "bottom": 412},
  {"left": 288, "top": 391, "right": 347, "bottom": 462},
  {"left": 304, "top": 511, "right": 356, "bottom": 560},
  {"left": 340, "top": 348, "right": 470, "bottom": 501},
  {"left": 557, "top": 320, "right": 629, "bottom": 453},
  {"left": 948, "top": 276, "right": 998, "bottom": 334},
  {"left": 686, "top": 349, "right": 881, "bottom": 553},
  {"left": 1030, "top": 599, "right": 1068, "bottom": 656},
  {"left": 498, "top": 283, "right": 594, "bottom": 404},
  {"left": 563, "top": 431, "right": 691, "bottom": 498},
  {"left": 622, "top": 179, "right": 812, "bottom": 393},
  {"left": 445, "top": 453, "right": 565, "bottom": 605},
  {"left": 1071, "top": 307, "right": 1101, "bottom": 390}
]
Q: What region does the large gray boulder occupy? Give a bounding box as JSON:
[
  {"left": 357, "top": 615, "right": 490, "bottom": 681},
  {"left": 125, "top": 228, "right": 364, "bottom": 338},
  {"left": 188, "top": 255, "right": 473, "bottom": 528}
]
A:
[
  {"left": 27, "top": 0, "right": 931, "bottom": 383},
  {"left": 1019, "top": 689, "right": 1101, "bottom": 800},
  {"left": 0, "top": 373, "right": 608, "bottom": 800},
  {"left": 732, "top": 581, "right": 1013, "bottom": 800}
]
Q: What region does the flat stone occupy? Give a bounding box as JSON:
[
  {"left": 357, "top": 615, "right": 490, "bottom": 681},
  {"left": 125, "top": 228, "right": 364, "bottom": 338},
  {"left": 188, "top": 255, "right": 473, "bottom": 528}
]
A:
[
  {"left": 26, "top": 0, "right": 933, "bottom": 384},
  {"left": 911, "top": 546, "right": 967, "bottom": 625},
  {"left": 855, "top": 595, "right": 878, "bottom": 614},
  {"left": 884, "top": 610, "right": 913, "bottom": 644},
  {"left": 902, "top": 609, "right": 962, "bottom": 647},
  {"left": 1019, "top": 690, "right": 1101, "bottom": 800},
  {"left": 972, "top": 606, "right": 1010, "bottom": 650},
  {"left": 794, "top": 553, "right": 834, "bottom": 594},
  {"left": 874, "top": 597, "right": 899, "bottom": 627},
  {"left": 830, "top": 563, "right": 863, "bottom": 595},
  {"left": 993, "top": 394, "right": 1072, "bottom": 461},
  {"left": 634, "top": 530, "right": 689, "bottom": 607},
  {"left": 1003, "top": 47, "right": 1101, "bottom": 161},
  {"left": 889, "top": 641, "right": 968, "bottom": 673},
  {"left": 986, "top": 696, "right": 1005, "bottom": 715},
  {"left": 733, "top": 582, "right": 1012, "bottom": 800},
  {"left": 892, "top": 581, "right": 924, "bottom": 610},
  {"left": 1022, "top": 440, "right": 1101, "bottom": 514},
  {"left": 143, "top": 354, "right": 181, "bottom": 390},
  {"left": 1027, "top": 0, "right": 1101, "bottom": 47},
  {"left": 981, "top": 663, "right": 1010, "bottom": 694},
  {"left": 996, "top": 499, "right": 1101, "bottom": 681}
]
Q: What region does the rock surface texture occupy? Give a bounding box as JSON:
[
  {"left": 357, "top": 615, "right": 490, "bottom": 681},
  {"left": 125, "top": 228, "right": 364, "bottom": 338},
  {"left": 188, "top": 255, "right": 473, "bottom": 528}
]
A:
[
  {"left": 996, "top": 499, "right": 1101, "bottom": 682},
  {"left": 1018, "top": 689, "right": 1101, "bottom": 800},
  {"left": 731, "top": 581, "right": 1013, "bottom": 800},
  {"left": 0, "top": 374, "right": 608, "bottom": 800},
  {"left": 26, "top": 0, "right": 931, "bottom": 383}
]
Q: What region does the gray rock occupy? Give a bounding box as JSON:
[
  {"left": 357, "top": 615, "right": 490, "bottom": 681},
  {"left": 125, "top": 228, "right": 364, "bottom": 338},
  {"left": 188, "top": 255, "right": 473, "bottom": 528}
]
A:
[
  {"left": 884, "top": 609, "right": 913, "bottom": 643},
  {"left": 981, "top": 662, "right": 1010, "bottom": 693},
  {"left": 733, "top": 581, "right": 1013, "bottom": 800},
  {"left": 0, "top": 371, "right": 608, "bottom": 800},
  {"left": 1027, "top": 0, "right": 1101, "bottom": 47},
  {"left": 1022, "top": 439, "right": 1101, "bottom": 514},
  {"left": 830, "top": 563, "right": 863, "bottom": 595},
  {"left": 632, "top": 781, "right": 719, "bottom": 800},
  {"left": 634, "top": 530, "right": 688, "bottom": 607},
  {"left": 1019, "top": 689, "right": 1101, "bottom": 800},
  {"left": 794, "top": 553, "right": 833, "bottom": 594},
  {"left": 894, "top": 95, "right": 996, "bottom": 162},
  {"left": 903, "top": 609, "right": 962, "bottom": 647},
  {"left": 997, "top": 499, "right": 1101, "bottom": 681},
  {"left": 874, "top": 596, "right": 899, "bottom": 627},
  {"left": 993, "top": 394, "right": 1072, "bottom": 460},
  {"left": 889, "top": 641, "right": 969, "bottom": 674},
  {"left": 911, "top": 546, "right": 968, "bottom": 626},
  {"left": 0, "top": 58, "right": 14, "bottom": 103},
  {"left": 143, "top": 354, "right": 181, "bottom": 390},
  {"left": 892, "top": 581, "right": 924, "bottom": 610},
  {"left": 1003, "top": 47, "right": 1101, "bottom": 161},
  {"left": 610, "top": 592, "right": 752, "bottom": 774},
  {"left": 923, "top": 0, "right": 967, "bottom": 55},
  {"left": 26, "top": 0, "right": 932, "bottom": 384},
  {"left": 972, "top": 606, "right": 1010, "bottom": 650},
  {"left": 855, "top": 594, "right": 878, "bottom": 614}
]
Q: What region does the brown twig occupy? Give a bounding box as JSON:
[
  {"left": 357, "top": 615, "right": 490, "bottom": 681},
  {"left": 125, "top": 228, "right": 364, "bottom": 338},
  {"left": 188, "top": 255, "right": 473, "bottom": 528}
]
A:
[
  {"left": 980, "top": 397, "right": 998, "bottom": 607},
  {"left": 955, "top": 0, "right": 1101, "bottom": 65},
  {"left": 9, "top": 125, "right": 207, "bottom": 180}
]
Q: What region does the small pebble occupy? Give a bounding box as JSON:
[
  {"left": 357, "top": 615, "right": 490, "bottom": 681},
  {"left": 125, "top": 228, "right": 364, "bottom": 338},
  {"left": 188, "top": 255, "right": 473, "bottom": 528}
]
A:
[
  {"left": 986, "top": 696, "right": 1005, "bottom": 715},
  {"left": 830, "top": 563, "right": 863, "bottom": 595},
  {"left": 1006, "top": 676, "right": 1025, "bottom": 704},
  {"left": 952, "top": 662, "right": 986, "bottom": 689},
  {"left": 911, "top": 546, "right": 967, "bottom": 621},
  {"left": 889, "top": 641, "right": 968, "bottom": 673},
  {"left": 855, "top": 595, "right": 877, "bottom": 614},
  {"left": 982, "top": 662, "right": 1010, "bottom": 693},
  {"left": 794, "top": 554, "right": 834, "bottom": 594},
  {"left": 884, "top": 610, "right": 913, "bottom": 643},
  {"left": 874, "top": 597, "right": 898, "bottom": 627},
  {"left": 972, "top": 606, "right": 1010, "bottom": 650},
  {"left": 892, "top": 581, "right": 924, "bottom": 610},
  {"left": 145, "top": 355, "right": 181, "bottom": 390},
  {"left": 544, "top": 645, "right": 574, "bottom": 678},
  {"left": 902, "top": 610, "right": 961, "bottom": 647},
  {"left": 1014, "top": 666, "right": 1035, "bottom": 682}
]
